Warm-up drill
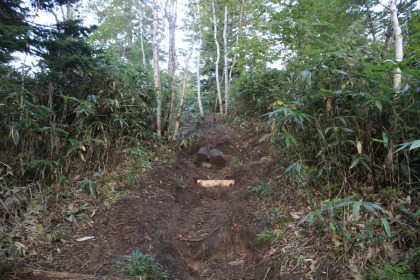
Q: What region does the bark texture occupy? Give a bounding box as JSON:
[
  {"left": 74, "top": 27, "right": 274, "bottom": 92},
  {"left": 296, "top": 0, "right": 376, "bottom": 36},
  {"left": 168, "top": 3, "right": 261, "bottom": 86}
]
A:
[
  {"left": 389, "top": 0, "right": 403, "bottom": 89},
  {"left": 139, "top": 10, "right": 146, "bottom": 67},
  {"left": 223, "top": 6, "right": 229, "bottom": 116},
  {"left": 228, "top": 0, "right": 244, "bottom": 110},
  {"left": 152, "top": 0, "right": 162, "bottom": 137},
  {"left": 212, "top": 1, "right": 223, "bottom": 116},
  {"left": 172, "top": 6, "right": 195, "bottom": 140},
  {"left": 196, "top": 4, "right": 204, "bottom": 118},
  {"left": 164, "top": 0, "right": 177, "bottom": 137}
]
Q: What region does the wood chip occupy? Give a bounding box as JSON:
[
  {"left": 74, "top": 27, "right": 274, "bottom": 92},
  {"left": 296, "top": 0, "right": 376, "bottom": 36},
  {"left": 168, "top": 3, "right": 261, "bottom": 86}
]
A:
[{"left": 76, "top": 236, "right": 94, "bottom": 242}]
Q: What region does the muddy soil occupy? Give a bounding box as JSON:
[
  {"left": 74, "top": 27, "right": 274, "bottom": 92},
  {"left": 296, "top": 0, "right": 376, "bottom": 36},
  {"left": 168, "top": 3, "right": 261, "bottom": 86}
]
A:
[{"left": 4, "top": 117, "right": 343, "bottom": 279}]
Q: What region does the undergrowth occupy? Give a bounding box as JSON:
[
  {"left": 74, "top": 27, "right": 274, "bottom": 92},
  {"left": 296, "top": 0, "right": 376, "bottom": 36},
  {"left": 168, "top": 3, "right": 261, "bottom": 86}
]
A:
[
  {"left": 116, "top": 248, "right": 170, "bottom": 279},
  {"left": 235, "top": 26, "right": 420, "bottom": 278}
]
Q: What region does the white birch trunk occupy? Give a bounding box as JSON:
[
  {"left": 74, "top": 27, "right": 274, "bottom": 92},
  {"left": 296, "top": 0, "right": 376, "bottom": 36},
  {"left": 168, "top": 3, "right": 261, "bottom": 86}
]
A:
[
  {"left": 196, "top": 4, "right": 204, "bottom": 118},
  {"left": 386, "top": 0, "right": 405, "bottom": 169},
  {"left": 139, "top": 10, "right": 146, "bottom": 67},
  {"left": 223, "top": 6, "right": 229, "bottom": 116},
  {"left": 165, "top": 0, "right": 177, "bottom": 137},
  {"left": 228, "top": 0, "right": 244, "bottom": 101},
  {"left": 389, "top": 0, "right": 403, "bottom": 89},
  {"left": 172, "top": 7, "right": 195, "bottom": 141},
  {"left": 152, "top": 0, "right": 162, "bottom": 137},
  {"left": 212, "top": 1, "right": 223, "bottom": 116}
]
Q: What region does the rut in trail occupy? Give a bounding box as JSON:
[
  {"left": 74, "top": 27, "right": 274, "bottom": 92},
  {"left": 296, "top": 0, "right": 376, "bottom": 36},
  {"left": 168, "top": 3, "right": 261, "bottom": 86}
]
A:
[{"left": 17, "top": 117, "right": 281, "bottom": 280}]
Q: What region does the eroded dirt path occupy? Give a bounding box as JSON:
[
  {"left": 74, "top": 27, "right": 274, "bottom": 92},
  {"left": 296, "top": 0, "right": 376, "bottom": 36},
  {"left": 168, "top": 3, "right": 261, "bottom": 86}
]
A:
[
  {"left": 11, "top": 117, "right": 318, "bottom": 279},
  {"left": 50, "top": 117, "right": 275, "bottom": 279}
]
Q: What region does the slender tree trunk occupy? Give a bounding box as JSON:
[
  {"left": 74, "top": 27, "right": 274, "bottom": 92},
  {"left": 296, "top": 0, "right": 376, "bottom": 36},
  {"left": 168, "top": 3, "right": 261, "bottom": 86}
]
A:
[
  {"left": 164, "top": 0, "right": 177, "bottom": 138},
  {"left": 125, "top": 5, "right": 133, "bottom": 49},
  {"left": 383, "top": 20, "right": 393, "bottom": 57},
  {"left": 152, "top": 0, "right": 162, "bottom": 137},
  {"left": 223, "top": 6, "right": 229, "bottom": 116},
  {"left": 363, "top": 0, "right": 376, "bottom": 43},
  {"left": 390, "top": 0, "right": 403, "bottom": 89},
  {"left": 20, "top": 2, "right": 40, "bottom": 118},
  {"left": 173, "top": 7, "right": 195, "bottom": 141},
  {"left": 212, "top": 1, "right": 223, "bottom": 116},
  {"left": 196, "top": 4, "right": 204, "bottom": 118},
  {"left": 228, "top": 0, "right": 244, "bottom": 103},
  {"left": 385, "top": 0, "right": 404, "bottom": 171},
  {"left": 139, "top": 10, "right": 146, "bottom": 67}
]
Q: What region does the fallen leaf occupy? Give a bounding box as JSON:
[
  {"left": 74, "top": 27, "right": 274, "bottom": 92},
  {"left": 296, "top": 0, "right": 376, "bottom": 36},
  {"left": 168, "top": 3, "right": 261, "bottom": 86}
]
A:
[
  {"left": 332, "top": 235, "right": 342, "bottom": 248},
  {"left": 15, "top": 242, "right": 27, "bottom": 250},
  {"left": 180, "top": 139, "right": 187, "bottom": 148},
  {"left": 79, "top": 152, "right": 85, "bottom": 161},
  {"left": 35, "top": 224, "right": 43, "bottom": 232},
  {"left": 290, "top": 212, "right": 301, "bottom": 220}
]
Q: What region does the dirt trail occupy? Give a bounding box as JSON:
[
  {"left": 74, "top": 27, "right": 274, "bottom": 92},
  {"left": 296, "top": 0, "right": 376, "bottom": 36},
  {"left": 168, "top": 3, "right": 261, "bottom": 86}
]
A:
[{"left": 9, "top": 117, "right": 302, "bottom": 279}]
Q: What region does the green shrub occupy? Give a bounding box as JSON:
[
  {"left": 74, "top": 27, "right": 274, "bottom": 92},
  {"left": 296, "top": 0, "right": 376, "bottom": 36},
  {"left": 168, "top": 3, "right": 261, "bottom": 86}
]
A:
[{"left": 116, "top": 249, "right": 170, "bottom": 279}]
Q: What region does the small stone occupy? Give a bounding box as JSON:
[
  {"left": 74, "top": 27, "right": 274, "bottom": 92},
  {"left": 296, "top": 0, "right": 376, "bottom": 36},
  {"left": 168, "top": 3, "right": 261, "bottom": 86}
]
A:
[
  {"left": 209, "top": 149, "right": 226, "bottom": 168},
  {"left": 201, "top": 162, "right": 212, "bottom": 168},
  {"left": 196, "top": 147, "right": 210, "bottom": 166},
  {"left": 228, "top": 260, "right": 244, "bottom": 266}
]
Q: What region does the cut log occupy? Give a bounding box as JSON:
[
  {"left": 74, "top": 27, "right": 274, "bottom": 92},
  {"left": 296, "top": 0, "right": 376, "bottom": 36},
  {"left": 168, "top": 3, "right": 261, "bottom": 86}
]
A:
[
  {"left": 12, "top": 269, "right": 139, "bottom": 279},
  {"left": 197, "top": 179, "right": 234, "bottom": 188}
]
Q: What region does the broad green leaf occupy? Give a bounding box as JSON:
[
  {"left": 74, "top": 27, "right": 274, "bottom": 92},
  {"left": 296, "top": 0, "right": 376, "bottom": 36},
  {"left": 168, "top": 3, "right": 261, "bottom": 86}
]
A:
[
  {"left": 316, "top": 212, "right": 325, "bottom": 222},
  {"left": 360, "top": 160, "right": 372, "bottom": 173},
  {"left": 91, "top": 138, "right": 105, "bottom": 143},
  {"left": 333, "top": 69, "right": 348, "bottom": 75},
  {"left": 308, "top": 213, "right": 314, "bottom": 225},
  {"left": 336, "top": 201, "right": 354, "bottom": 208},
  {"left": 395, "top": 142, "right": 412, "bottom": 153},
  {"left": 329, "top": 222, "right": 336, "bottom": 232},
  {"left": 409, "top": 140, "right": 420, "bottom": 151},
  {"left": 346, "top": 195, "right": 359, "bottom": 201},
  {"left": 55, "top": 128, "right": 69, "bottom": 135},
  {"left": 362, "top": 202, "right": 377, "bottom": 215},
  {"left": 375, "top": 100, "right": 382, "bottom": 111},
  {"left": 301, "top": 70, "right": 311, "bottom": 85},
  {"left": 340, "top": 127, "right": 353, "bottom": 133},
  {"left": 349, "top": 158, "right": 360, "bottom": 169},
  {"left": 298, "top": 213, "right": 311, "bottom": 225},
  {"left": 382, "top": 132, "right": 389, "bottom": 147},
  {"left": 371, "top": 138, "right": 385, "bottom": 143},
  {"left": 381, "top": 218, "right": 391, "bottom": 237},
  {"left": 371, "top": 204, "right": 386, "bottom": 213},
  {"left": 353, "top": 201, "right": 361, "bottom": 220},
  {"left": 259, "top": 133, "right": 271, "bottom": 143}
]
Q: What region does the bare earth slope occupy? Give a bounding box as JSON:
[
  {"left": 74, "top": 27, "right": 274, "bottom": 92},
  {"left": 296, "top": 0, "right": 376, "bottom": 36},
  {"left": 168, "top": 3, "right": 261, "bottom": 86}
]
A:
[{"left": 6, "top": 117, "right": 343, "bottom": 279}]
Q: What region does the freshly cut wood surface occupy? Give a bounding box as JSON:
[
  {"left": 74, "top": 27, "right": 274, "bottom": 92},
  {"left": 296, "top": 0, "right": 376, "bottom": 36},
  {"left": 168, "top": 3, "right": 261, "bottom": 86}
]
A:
[{"left": 197, "top": 179, "right": 234, "bottom": 187}]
